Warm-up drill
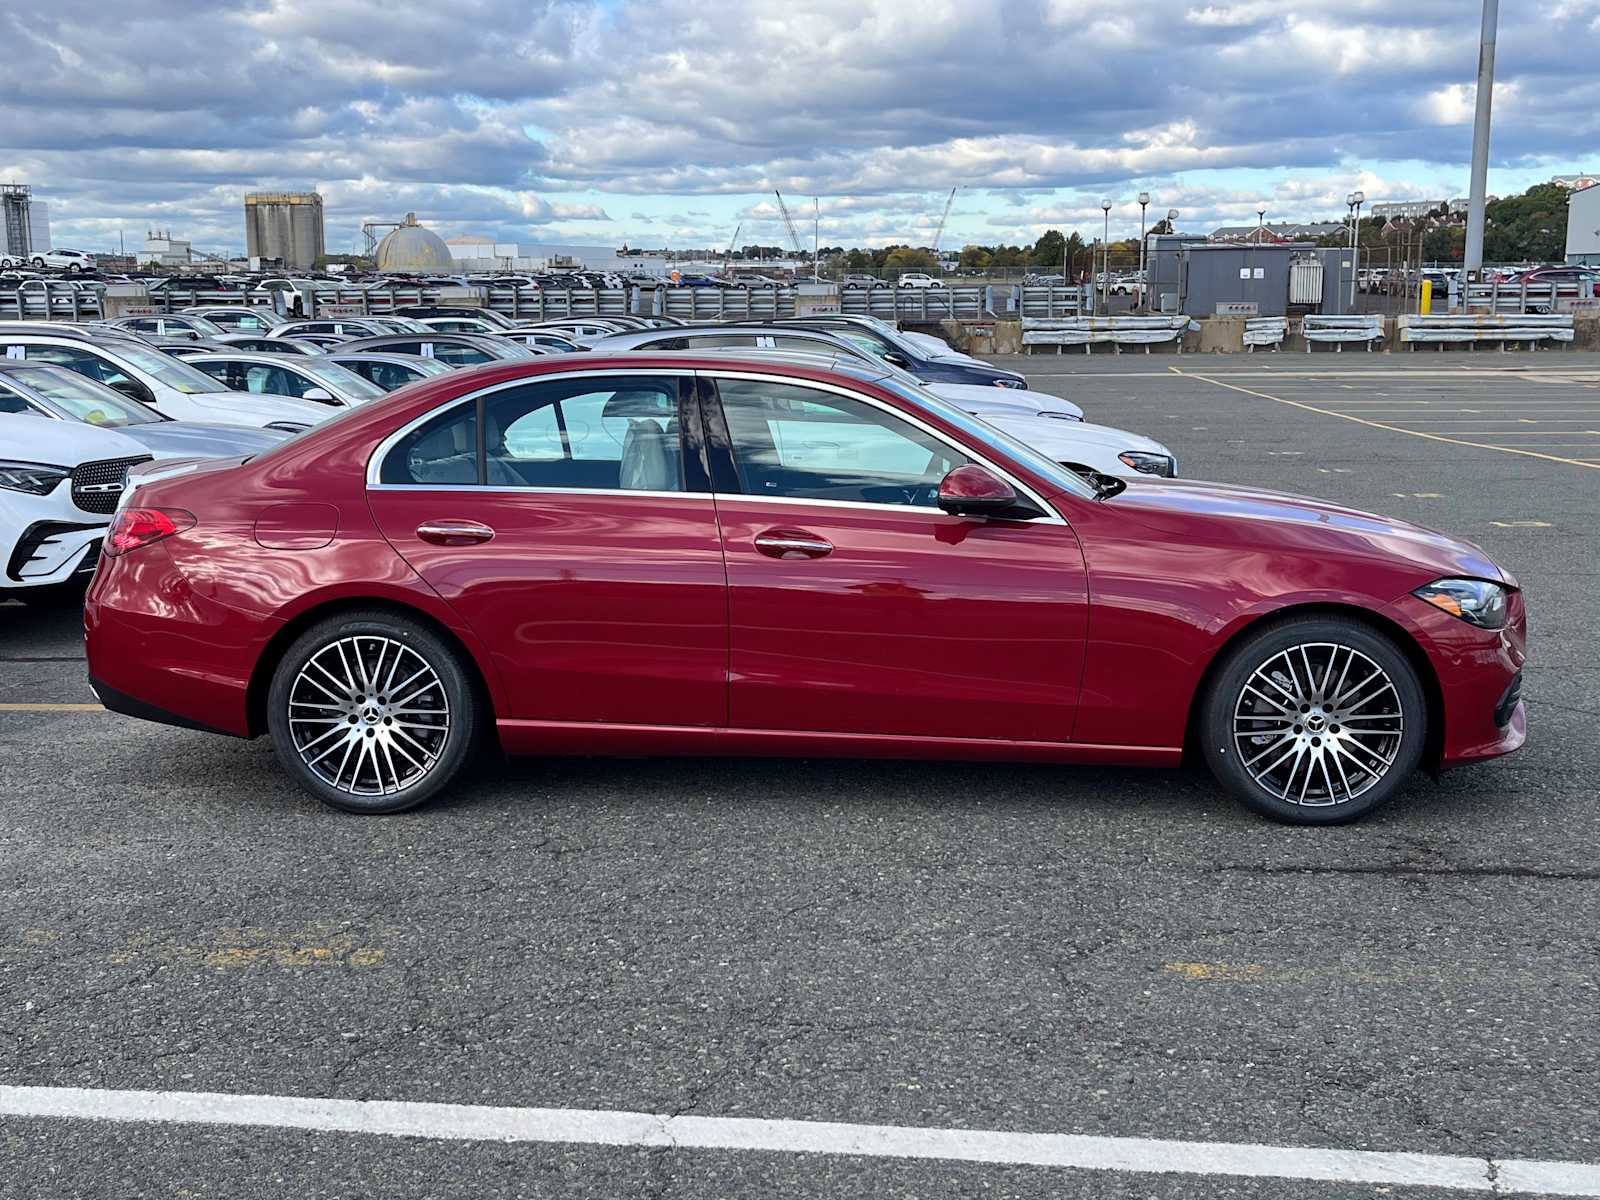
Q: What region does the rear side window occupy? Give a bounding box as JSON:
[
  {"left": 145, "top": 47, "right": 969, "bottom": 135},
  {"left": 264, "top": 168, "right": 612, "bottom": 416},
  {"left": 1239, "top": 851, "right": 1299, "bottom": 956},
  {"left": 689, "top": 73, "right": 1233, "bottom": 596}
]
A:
[
  {"left": 380, "top": 404, "right": 480, "bottom": 485},
  {"left": 430, "top": 344, "right": 492, "bottom": 366},
  {"left": 377, "top": 376, "right": 686, "bottom": 492}
]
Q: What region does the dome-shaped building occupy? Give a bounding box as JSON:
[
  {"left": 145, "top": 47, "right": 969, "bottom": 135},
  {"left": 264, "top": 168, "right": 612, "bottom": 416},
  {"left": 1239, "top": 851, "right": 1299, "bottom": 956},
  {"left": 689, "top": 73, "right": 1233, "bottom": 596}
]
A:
[{"left": 375, "top": 213, "right": 453, "bottom": 274}]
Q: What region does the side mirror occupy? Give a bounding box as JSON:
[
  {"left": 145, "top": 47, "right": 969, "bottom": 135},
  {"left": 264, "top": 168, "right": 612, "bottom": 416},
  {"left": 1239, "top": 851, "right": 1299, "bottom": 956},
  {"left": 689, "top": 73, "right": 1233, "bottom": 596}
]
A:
[
  {"left": 300, "top": 387, "right": 335, "bottom": 403},
  {"left": 882, "top": 351, "right": 911, "bottom": 369},
  {"left": 937, "top": 464, "right": 1019, "bottom": 517},
  {"left": 110, "top": 379, "right": 154, "bottom": 404}
]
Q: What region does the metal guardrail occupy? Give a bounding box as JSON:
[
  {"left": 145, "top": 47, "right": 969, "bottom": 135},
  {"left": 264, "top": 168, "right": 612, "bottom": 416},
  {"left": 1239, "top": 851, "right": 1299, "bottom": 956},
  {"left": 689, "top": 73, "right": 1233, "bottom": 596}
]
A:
[
  {"left": 1244, "top": 317, "right": 1288, "bottom": 351},
  {"left": 658, "top": 288, "right": 796, "bottom": 320},
  {"left": 1461, "top": 280, "right": 1595, "bottom": 314},
  {"left": 1021, "top": 315, "right": 1189, "bottom": 354},
  {"left": 0, "top": 281, "right": 105, "bottom": 321},
  {"left": 838, "top": 286, "right": 988, "bottom": 320},
  {"left": 1398, "top": 313, "right": 1574, "bottom": 348},
  {"left": 1303, "top": 314, "right": 1385, "bottom": 351},
  {"left": 1014, "top": 285, "right": 1092, "bottom": 319}
]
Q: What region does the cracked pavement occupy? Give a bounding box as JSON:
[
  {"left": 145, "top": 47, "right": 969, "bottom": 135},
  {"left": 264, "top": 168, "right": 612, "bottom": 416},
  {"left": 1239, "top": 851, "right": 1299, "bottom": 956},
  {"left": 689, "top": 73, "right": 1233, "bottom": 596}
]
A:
[{"left": 1, "top": 353, "right": 1597, "bottom": 1197}]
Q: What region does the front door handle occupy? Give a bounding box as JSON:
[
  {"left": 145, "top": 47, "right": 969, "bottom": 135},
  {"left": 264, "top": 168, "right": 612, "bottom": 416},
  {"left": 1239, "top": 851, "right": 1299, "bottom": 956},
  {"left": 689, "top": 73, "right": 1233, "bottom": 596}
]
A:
[
  {"left": 754, "top": 528, "right": 833, "bottom": 559},
  {"left": 416, "top": 520, "right": 495, "bottom": 546}
]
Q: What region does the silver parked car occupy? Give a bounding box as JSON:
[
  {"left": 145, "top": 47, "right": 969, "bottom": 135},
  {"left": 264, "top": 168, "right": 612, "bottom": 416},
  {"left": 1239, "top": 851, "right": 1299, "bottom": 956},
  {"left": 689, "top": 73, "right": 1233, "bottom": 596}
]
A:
[
  {"left": 0, "top": 361, "right": 294, "bottom": 457},
  {"left": 320, "top": 352, "right": 454, "bottom": 392},
  {"left": 183, "top": 352, "right": 387, "bottom": 409}
]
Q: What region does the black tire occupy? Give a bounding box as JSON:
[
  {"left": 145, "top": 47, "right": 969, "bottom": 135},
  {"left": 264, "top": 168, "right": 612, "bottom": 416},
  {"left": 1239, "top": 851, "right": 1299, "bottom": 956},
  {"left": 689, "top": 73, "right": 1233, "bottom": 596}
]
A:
[
  {"left": 1200, "top": 615, "right": 1427, "bottom": 825},
  {"left": 267, "top": 610, "right": 480, "bottom": 814},
  {"left": 31, "top": 256, "right": 45, "bottom": 268}
]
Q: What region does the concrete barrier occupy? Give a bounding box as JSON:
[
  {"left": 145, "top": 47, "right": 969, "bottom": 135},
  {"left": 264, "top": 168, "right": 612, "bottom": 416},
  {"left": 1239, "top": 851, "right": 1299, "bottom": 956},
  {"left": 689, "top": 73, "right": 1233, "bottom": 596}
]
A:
[{"left": 1022, "top": 315, "right": 1189, "bottom": 354}]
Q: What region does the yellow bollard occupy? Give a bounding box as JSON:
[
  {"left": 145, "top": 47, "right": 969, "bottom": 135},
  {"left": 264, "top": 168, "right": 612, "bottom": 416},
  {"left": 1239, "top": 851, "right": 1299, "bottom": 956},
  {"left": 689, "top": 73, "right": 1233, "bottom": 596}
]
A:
[{"left": 1420, "top": 280, "right": 1433, "bottom": 314}]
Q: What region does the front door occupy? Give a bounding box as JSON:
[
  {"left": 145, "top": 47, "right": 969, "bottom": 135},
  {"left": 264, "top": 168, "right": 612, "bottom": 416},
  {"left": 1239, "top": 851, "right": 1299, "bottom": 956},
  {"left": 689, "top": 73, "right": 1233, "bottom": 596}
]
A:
[
  {"left": 367, "top": 372, "right": 728, "bottom": 727},
  {"left": 703, "top": 374, "right": 1088, "bottom": 744}
]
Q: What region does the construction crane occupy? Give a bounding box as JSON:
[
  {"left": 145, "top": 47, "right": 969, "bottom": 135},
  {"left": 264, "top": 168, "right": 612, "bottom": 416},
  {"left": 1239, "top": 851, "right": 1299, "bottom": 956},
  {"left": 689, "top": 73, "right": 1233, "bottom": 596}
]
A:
[
  {"left": 930, "top": 186, "right": 957, "bottom": 254},
  {"left": 773, "top": 191, "right": 805, "bottom": 257},
  {"left": 723, "top": 222, "right": 741, "bottom": 274}
]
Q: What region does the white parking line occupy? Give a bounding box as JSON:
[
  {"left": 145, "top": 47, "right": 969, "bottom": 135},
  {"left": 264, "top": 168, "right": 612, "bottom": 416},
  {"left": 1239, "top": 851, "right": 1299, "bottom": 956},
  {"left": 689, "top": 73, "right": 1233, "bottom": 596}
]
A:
[{"left": 2, "top": 1086, "right": 1598, "bottom": 1195}]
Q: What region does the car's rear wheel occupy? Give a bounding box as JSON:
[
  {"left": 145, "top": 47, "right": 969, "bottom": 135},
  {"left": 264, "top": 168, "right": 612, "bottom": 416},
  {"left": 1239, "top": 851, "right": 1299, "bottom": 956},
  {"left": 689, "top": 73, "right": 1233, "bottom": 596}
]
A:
[
  {"left": 267, "top": 611, "right": 479, "bottom": 814},
  {"left": 31, "top": 256, "right": 44, "bottom": 268},
  {"left": 1201, "top": 616, "right": 1426, "bottom": 825}
]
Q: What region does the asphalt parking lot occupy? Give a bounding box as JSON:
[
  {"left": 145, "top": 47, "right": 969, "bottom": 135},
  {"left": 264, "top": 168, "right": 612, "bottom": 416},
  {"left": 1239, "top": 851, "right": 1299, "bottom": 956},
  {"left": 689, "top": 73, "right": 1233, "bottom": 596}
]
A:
[{"left": 3, "top": 351, "right": 1598, "bottom": 1198}]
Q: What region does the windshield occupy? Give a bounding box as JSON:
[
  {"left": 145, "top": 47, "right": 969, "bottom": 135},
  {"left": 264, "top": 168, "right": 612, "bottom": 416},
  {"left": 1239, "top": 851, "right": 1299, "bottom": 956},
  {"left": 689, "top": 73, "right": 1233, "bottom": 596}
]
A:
[
  {"left": 11, "top": 368, "right": 162, "bottom": 426},
  {"left": 876, "top": 377, "right": 1097, "bottom": 501},
  {"left": 183, "top": 315, "right": 227, "bottom": 337},
  {"left": 300, "top": 361, "right": 386, "bottom": 399},
  {"left": 110, "top": 345, "right": 234, "bottom": 394}
]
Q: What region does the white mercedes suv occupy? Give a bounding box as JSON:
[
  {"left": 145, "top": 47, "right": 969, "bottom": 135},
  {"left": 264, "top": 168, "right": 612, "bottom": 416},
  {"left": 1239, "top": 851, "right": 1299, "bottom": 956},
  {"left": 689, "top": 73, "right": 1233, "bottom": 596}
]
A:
[{"left": 0, "top": 412, "right": 150, "bottom": 603}]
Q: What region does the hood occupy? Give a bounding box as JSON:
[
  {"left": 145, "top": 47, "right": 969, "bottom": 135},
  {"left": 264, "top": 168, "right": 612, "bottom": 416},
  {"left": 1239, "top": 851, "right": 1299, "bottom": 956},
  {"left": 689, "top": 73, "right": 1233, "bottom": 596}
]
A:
[
  {"left": 1099, "top": 475, "right": 1506, "bottom": 584},
  {"left": 0, "top": 411, "right": 149, "bottom": 464},
  {"left": 979, "top": 412, "right": 1172, "bottom": 459},
  {"left": 928, "top": 383, "right": 1083, "bottom": 420},
  {"left": 184, "top": 390, "right": 332, "bottom": 426},
  {"left": 113, "top": 421, "right": 293, "bottom": 460}
]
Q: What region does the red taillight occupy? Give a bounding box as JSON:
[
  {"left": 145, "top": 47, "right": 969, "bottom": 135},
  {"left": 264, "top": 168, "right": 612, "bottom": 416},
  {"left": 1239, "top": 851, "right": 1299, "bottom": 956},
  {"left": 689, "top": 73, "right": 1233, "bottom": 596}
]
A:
[{"left": 104, "top": 507, "right": 195, "bottom": 557}]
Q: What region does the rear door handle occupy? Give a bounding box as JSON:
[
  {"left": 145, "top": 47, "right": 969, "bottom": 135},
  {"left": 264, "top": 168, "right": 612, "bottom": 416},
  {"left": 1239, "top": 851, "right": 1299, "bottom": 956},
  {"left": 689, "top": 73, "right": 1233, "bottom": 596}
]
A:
[
  {"left": 416, "top": 520, "right": 495, "bottom": 546},
  {"left": 754, "top": 528, "right": 833, "bottom": 559}
]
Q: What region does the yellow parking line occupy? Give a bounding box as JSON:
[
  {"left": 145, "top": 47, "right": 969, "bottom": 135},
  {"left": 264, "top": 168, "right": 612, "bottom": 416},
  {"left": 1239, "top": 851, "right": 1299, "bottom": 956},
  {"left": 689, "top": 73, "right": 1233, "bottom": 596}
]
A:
[
  {"left": 0, "top": 703, "right": 103, "bottom": 712},
  {"left": 1178, "top": 371, "right": 1600, "bottom": 471}
]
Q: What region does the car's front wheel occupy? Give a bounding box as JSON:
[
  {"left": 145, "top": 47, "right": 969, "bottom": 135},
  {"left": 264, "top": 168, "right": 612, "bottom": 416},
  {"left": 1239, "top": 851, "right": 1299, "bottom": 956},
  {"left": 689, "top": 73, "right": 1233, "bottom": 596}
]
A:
[
  {"left": 267, "top": 610, "right": 480, "bottom": 814},
  {"left": 1201, "top": 616, "right": 1426, "bottom": 824},
  {"left": 31, "top": 256, "right": 44, "bottom": 268}
]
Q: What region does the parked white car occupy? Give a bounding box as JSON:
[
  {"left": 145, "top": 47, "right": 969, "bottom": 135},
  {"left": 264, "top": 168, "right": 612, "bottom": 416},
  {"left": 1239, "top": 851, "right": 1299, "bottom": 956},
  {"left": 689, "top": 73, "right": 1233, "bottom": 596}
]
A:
[
  {"left": 29, "top": 248, "right": 97, "bottom": 272},
  {"left": 977, "top": 410, "right": 1177, "bottom": 479},
  {"left": 0, "top": 412, "right": 148, "bottom": 600},
  {"left": 0, "top": 331, "right": 328, "bottom": 432},
  {"left": 896, "top": 272, "right": 945, "bottom": 289}
]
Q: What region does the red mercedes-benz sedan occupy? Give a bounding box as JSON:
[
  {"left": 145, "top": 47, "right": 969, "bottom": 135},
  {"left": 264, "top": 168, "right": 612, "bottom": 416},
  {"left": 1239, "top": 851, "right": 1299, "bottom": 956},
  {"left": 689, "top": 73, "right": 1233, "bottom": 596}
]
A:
[{"left": 84, "top": 354, "right": 1526, "bottom": 823}]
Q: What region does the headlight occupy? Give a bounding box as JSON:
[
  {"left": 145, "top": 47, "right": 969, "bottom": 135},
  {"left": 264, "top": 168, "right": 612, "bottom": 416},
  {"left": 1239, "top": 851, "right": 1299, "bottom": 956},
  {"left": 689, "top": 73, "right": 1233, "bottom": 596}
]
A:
[
  {"left": 992, "top": 378, "right": 1025, "bottom": 389},
  {"left": 1039, "top": 411, "right": 1084, "bottom": 422},
  {"left": 265, "top": 422, "right": 311, "bottom": 434},
  {"left": 0, "top": 460, "right": 70, "bottom": 495},
  {"left": 1117, "top": 451, "right": 1175, "bottom": 477},
  {"left": 1413, "top": 578, "right": 1509, "bottom": 629}
]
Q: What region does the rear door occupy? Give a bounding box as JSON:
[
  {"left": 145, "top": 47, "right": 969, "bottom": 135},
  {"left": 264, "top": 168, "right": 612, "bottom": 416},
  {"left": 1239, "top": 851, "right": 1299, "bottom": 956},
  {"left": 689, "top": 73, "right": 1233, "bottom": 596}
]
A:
[
  {"left": 366, "top": 371, "right": 728, "bottom": 726},
  {"left": 701, "top": 372, "right": 1088, "bottom": 743}
]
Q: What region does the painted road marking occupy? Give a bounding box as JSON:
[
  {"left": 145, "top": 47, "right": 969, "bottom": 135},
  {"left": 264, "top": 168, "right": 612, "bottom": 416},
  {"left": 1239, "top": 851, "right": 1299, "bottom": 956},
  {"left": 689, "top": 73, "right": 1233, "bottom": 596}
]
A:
[
  {"left": 1, "top": 1085, "right": 1598, "bottom": 1195},
  {"left": 0, "top": 702, "right": 102, "bottom": 711},
  {"left": 1491, "top": 521, "right": 1554, "bottom": 528},
  {"left": 1177, "top": 372, "right": 1600, "bottom": 471}
]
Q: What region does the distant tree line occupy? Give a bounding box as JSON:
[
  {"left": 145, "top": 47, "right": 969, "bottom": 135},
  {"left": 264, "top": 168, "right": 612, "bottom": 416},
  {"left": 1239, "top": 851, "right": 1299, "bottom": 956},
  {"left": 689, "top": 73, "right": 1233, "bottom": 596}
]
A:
[{"left": 1311, "top": 183, "right": 1572, "bottom": 264}]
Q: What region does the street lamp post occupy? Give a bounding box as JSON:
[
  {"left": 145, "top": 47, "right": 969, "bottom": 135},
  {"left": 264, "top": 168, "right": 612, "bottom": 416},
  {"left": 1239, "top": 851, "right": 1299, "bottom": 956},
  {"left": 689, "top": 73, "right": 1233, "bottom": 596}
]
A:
[
  {"left": 1256, "top": 206, "right": 1267, "bottom": 242},
  {"left": 1100, "top": 198, "right": 1112, "bottom": 315},
  {"left": 1137, "top": 191, "right": 1150, "bottom": 311},
  {"left": 1346, "top": 189, "right": 1365, "bottom": 309}
]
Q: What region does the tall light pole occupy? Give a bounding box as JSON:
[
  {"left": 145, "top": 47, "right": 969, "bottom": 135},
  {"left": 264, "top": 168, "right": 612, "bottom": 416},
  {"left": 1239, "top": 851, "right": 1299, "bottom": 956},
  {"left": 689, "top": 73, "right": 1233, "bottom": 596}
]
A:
[
  {"left": 1100, "top": 198, "right": 1112, "bottom": 315},
  {"left": 1347, "top": 189, "right": 1365, "bottom": 309},
  {"left": 1257, "top": 205, "right": 1267, "bottom": 242},
  {"left": 1137, "top": 191, "right": 1150, "bottom": 311},
  {"left": 1463, "top": 0, "right": 1498, "bottom": 282}
]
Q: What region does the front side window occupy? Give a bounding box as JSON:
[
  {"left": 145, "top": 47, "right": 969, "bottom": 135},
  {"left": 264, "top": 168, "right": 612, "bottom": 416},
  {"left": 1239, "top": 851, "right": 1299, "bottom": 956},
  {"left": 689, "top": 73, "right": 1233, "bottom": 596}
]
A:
[
  {"left": 22, "top": 346, "right": 134, "bottom": 390},
  {"left": 713, "top": 378, "right": 966, "bottom": 507}
]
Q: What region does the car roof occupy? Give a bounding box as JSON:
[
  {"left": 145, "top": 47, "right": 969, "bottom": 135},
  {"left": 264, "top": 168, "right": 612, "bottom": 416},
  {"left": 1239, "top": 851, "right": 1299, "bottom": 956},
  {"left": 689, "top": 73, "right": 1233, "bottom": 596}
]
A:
[{"left": 184, "top": 351, "right": 319, "bottom": 366}]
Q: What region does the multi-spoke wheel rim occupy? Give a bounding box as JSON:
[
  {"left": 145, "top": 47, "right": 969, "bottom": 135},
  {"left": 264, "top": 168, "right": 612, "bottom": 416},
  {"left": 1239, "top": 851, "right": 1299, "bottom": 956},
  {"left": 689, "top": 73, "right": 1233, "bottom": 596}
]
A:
[
  {"left": 1232, "top": 642, "right": 1404, "bottom": 807},
  {"left": 287, "top": 636, "right": 450, "bottom": 797}
]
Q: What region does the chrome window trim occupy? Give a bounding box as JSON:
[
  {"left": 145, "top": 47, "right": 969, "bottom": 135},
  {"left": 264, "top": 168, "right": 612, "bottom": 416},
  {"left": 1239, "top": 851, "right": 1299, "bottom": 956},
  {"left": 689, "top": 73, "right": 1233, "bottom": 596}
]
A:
[
  {"left": 700, "top": 369, "right": 1064, "bottom": 523},
  {"left": 366, "top": 485, "right": 706, "bottom": 502},
  {"left": 364, "top": 366, "right": 699, "bottom": 489},
  {"left": 362, "top": 363, "right": 1065, "bottom": 524}
]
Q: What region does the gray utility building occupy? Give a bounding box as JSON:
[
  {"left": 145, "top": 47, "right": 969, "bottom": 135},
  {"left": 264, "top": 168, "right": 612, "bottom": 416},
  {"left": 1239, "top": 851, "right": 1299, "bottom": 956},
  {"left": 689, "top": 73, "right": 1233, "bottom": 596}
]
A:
[
  {"left": 244, "top": 192, "right": 326, "bottom": 270},
  {"left": 1566, "top": 183, "right": 1599, "bottom": 266},
  {"left": 1150, "top": 242, "right": 1357, "bottom": 317}
]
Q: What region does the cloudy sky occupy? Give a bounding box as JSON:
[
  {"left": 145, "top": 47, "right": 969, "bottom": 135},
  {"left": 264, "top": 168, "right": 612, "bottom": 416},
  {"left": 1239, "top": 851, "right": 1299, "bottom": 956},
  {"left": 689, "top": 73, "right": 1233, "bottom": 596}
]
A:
[{"left": 4, "top": 0, "right": 1598, "bottom": 256}]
